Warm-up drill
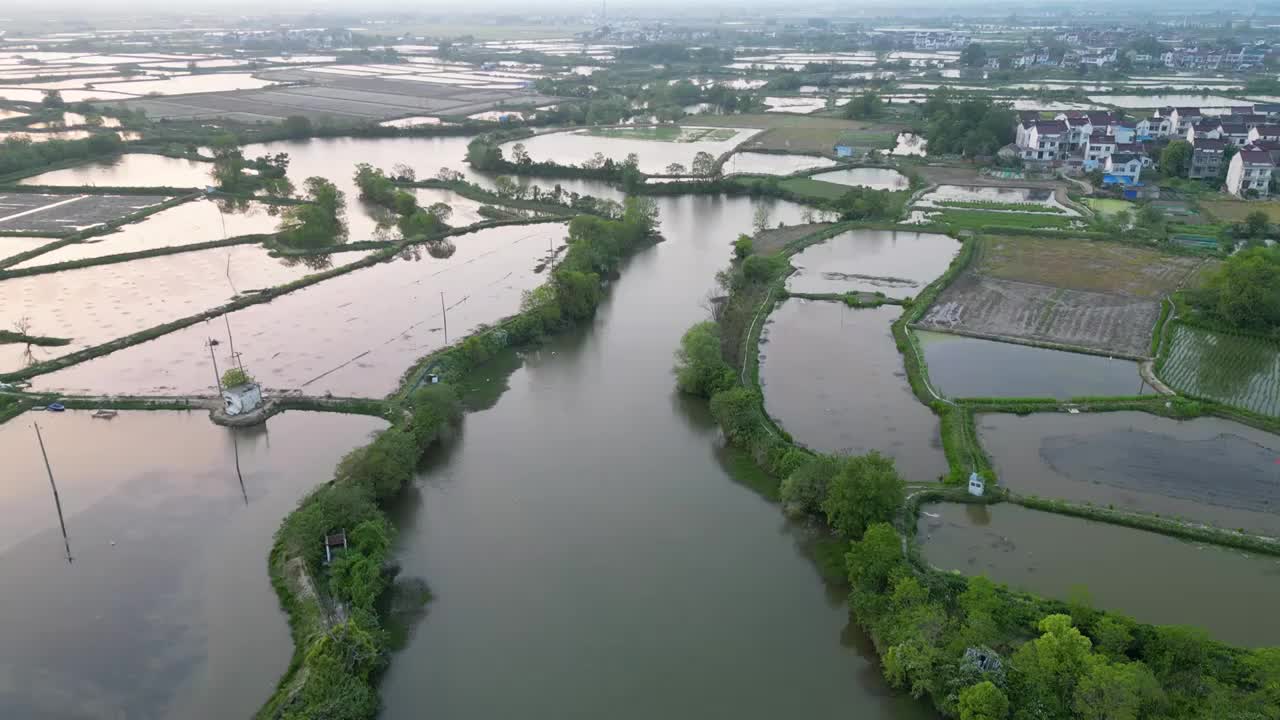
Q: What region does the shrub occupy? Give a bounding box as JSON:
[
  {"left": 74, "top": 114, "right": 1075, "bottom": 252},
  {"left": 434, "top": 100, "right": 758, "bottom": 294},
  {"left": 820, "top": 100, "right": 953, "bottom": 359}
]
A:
[
  {"left": 409, "top": 385, "right": 462, "bottom": 449},
  {"left": 742, "top": 254, "right": 788, "bottom": 283},
  {"left": 733, "top": 234, "right": 753, "bottom": 259},
  {"left": 335, "top": 427, "right": 419, "bottom": 502},
  {"left": 822, "top": 451, "right": 905, "bottom": 539},
  {"left": 674, "top": 322, "right": 736, "bottom": 397},
  {"left": 708, "top": 386, "right": 764, "bottom": 445},
  {"left": 221, "top": 367, "right": 253, "bottom": 388},
  {"left": 779, "top": 454, "right": 841, "bottom": 516}
]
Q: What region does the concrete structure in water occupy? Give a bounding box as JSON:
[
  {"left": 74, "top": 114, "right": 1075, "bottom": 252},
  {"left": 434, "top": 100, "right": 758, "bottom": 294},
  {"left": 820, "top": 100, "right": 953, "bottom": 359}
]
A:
[{"left": 222, "top": 383, "right": 263, "bottom": 416}]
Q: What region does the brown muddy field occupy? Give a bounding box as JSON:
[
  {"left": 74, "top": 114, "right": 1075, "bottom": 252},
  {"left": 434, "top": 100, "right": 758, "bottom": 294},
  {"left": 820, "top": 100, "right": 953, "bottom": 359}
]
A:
[{"left": 917, "top": 235, "right": 1203, "bottom": 358}]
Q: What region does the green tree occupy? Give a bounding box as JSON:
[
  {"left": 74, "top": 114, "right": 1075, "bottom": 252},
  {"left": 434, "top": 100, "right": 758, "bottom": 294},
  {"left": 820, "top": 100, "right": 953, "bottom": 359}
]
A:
[
  {"left": 707, "top": 386, "right": 762, "bottom": 445},
  {"left": 280, "top": 176, "right": 348, "bottom": 249},
  {"left": 1073, "top": 660, "right": 1160, "bottom": 720},
  {"left": 844, "top": 522, "right": 904, "bottom": 594},
  {"left": 1010, "top": 614, "right": 1094, "bottom": 716},
  {"left": 1245, "top": 210, "right": 1270, "bottom": 238},
  {"left": 335, "top": 427, "right": 418, "bottom": 501},
  {"left": 1160, "top": 140, "right": 1193, "bottom": 177},
  {"left": 779, "top": 454, "right": 839, "bottom": 516},
  {"left": 1204, "top": 246, "right": 1280, "bottom": 329},
  {"left": 821, "top": 451, "right": 905, "bottom": 539},
  {"left": 1091, "top": 615, "right": 1136, "bottom": 659},
  {"left": 843, "top": 92, "right": 883, "bottom": 120},
  {"left": 692, "top": 151, "right": 717, "bottom": 177},
  {"left": 959, "top": 680, "right": 1009, "bottom": 720},
  {"left": 673, "top": 322, "right": 736, "bottom": 398},
  {"left": 41, "top": 89, "right": 65, "bottom": 109},
  {"left": 960, "top": 43, "right": 989, "bottom": 68},
  {"left": 732, "top": 234, "right": 753, "bottom": 259},
  {"left": 221, "top": 367, "right": 253, "bottom": 388},
  {"left": 409, "top": 384, "right": 461, "bottom": 450},
  {"left": 281, "top": 115, "right": 312, "bottom": 139}
]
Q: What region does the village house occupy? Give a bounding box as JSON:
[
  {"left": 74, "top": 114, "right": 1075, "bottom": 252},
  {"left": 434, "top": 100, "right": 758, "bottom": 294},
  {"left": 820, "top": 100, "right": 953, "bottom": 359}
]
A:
[
  {"left": 1248, "top": 125, "right": 1280, "bottom": 144},
  {"left": 1018, "top": 120, "right": 1067, "bottom": 162},
  {"left": 1104, "top": 153, "right": 1143, "bottom": 185},
  {"left": 1083, "top": 130, "right": 1117, "bottom": 169},
  {"left": 1188, "top": 138, "right": 1226, "bottom": 180},
  {"left": 1226, "top": 148, "right": 1274, "bottom": 197},
  {"left": 1167, "top": 107, "right": 1203, "bottom": 134}
]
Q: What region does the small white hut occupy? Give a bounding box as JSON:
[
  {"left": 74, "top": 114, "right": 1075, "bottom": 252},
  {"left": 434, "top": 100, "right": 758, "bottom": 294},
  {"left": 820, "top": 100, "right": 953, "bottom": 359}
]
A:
[
  {"left": 967, "top": 472, "right": 986, "bottom": 497},
  {"left": 222, "top": 383, "right": 263, "bottom": 416}
]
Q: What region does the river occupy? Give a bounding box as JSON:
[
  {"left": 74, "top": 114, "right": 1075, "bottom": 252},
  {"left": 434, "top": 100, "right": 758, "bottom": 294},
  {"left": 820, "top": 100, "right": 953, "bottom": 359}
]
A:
[{"left": 379, "top": 190, "right": 933, "bottom": 719}]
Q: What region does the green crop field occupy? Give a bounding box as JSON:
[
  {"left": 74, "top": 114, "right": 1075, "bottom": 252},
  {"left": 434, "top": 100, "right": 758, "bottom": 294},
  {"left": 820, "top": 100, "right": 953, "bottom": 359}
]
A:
[
  {"left": 1086, "top": 198, "right": 1136, "bottom": 217},
  {"left": 1160, "top": 324, "right": 1280, "bottom": 417},
  {"left": 585, "top": 126, "right": 738, "bottom": 143},
  {"left": 777, "top": 177, "right": 853, "bottom": 200},
  {"left": 929, "top": 209, "right": 1082, "bottom": 231}
]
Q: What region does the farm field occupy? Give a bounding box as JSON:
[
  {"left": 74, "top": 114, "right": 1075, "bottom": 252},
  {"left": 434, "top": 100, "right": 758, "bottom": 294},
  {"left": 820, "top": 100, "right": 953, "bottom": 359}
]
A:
[
  {"left": 777, "top": 176, "right": 854, "bottom": 200},
  {"left": 0, "top": 192, "right": 170, "bottom": 234},
  {"left": 1159, "top": 325, "right": 1280, "bottom": 417},
  {"left": 978, "top": 235, "right": 1202, "bottom": 298},
  {"left": 919, "top": 275, "right": 1161, "bottom": 358},
  {"left": 925, "top": 209, "right": 1080, "bottom": 231},
  {"left": 1086, "top": 198, "right": 1136, "bottom": 217},
  {"left": 1199, "top": 199, "right": 1280, "bottom": 223},
  {"left": 917, "top": 236, "right": 1203, "bottom": 357},
  {"left": 690, "top": 113, "right": 901, "bottom": 154}
]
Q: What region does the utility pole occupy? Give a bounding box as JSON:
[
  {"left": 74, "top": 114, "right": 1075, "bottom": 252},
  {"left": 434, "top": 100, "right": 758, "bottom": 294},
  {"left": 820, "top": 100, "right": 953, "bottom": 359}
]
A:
[
  {"left": 34, "top": 423, "right": 72, "bottom": 564},
  {"left": 208, "top": 338, "right": 223, "bottom": 394},
  {"left": 440, "top": 291, "right": 449, "bottom": 345},
  {"left": 223, "top": 315, "right": 244, "bottom": 373}
]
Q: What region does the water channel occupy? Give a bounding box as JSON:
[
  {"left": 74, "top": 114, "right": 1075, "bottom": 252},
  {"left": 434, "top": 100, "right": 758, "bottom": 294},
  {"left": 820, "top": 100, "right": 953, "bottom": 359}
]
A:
[
  {"left": 918, "top": 502, "right": 1280, "bottom": 647},
  {"left": 378, "top": 189, "right": 933, "bottom": 719}
]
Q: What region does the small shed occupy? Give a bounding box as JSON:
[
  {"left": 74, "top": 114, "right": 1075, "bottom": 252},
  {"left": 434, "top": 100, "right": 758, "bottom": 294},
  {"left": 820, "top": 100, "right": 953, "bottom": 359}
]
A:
[
  {"left": 967, "top": 472, "right": 985, "bottom": 497},
  {"left": 833, "top": 133, "right": 859, "bottom": 158},
  {"left": 222, "top": 383, "right": 262, "bottom": 416},
  {"left": 323, "top": 530, "right": 348, "bottom": 565}
]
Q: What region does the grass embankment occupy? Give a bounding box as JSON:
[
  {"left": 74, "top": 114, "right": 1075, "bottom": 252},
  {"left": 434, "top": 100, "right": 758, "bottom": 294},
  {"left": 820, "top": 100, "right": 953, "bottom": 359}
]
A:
[
  {"left": 676, "top": 224, "right": 1280, "bottom": 720},
  {"left": 0, "top": 233, "right": 271, "bottom": 279},
  {"left": 585, "top": 125, "right": 738, "bottom": 142},
  {"left": 260, "top": 208, "right": 660, "bottom": 719},
  {"left": 0, "top": 330, "right": 70, "bottom": 346}
]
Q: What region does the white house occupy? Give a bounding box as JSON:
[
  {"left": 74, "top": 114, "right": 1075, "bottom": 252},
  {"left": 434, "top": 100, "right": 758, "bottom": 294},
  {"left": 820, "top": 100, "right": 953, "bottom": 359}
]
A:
[
  {"left": 1110, "top": 123, "right": 1137, "bottom": 144},
  {"left": 223, "top": 383, "right": 263, "bottom": 416},
  {"left": 1104, "top": 153, "right": 1143, "bottom": 185},
  {"left": 1083, "top": 130, "right": 1116, "bottom": 169},
  {"left": 1138, "top": 115, "right": 1172, "bottom": 138},
  {"left": 1226, "top": 148, "right": 1274, "bottom": 197},
  {"left": 1167, "top": 107, "right": 1203, "bottom": 134},
  {"left": 1247, "top": 125, "right": 1280, "bottom": 144},
  {"left": 1189, "top": 138, "right": 1226, "bottom": 179},
  {"left": 1019, "top": 120, "right": 1068, "bottom": 161}
]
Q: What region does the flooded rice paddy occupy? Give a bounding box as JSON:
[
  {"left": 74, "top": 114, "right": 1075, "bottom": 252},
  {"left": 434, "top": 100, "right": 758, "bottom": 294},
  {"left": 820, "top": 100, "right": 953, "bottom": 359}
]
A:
[
  {"left": 19, "top": 154, "right": 216, "bottom": 188},
  {"left": 0, "top": 409, "right": 385, "bottom": 720},
  {"left": 786, "top": 229, "right": 958, "bottom": 298},
  {"left": 32, "top": 222, "right": 568, "bottom": 397},
  {"left": 978, "top": 411, "right": 1280, "bottom": 536},
  {"left": 915, "top": 184, "right": 1075, "bottom": 214},
  {"left": 915, "top": 330, "right": 1146, "bottom": 399},
  {"left": 500, "top": 127, "right": 758, "bottom": 175},
  {"left": 809, "top": 167, "right": 910, "bottom": 190},
  {"left": 0, "top": 244, "right": 319, "bottom": 373},
  {"left": 759, "top": 300, "right": 948, "bottom": 483},
  {"left": 11, "top": 199, "right": 280, "bottom": 268},
  {"left": 723, "top": 151, "right": 837, "bottom": 176},
  {"left": 918, "top": 502, "right": 1280, "bottom": 647}
]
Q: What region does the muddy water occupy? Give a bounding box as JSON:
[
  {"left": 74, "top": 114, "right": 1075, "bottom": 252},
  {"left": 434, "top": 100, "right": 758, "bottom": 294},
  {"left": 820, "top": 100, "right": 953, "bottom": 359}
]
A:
[
  {"left": 0, "top": 244, "right": 318, "bottom": 374},
  {"left": 810, "top": 167, "right": 910, "bottom": 190},
  {"left": 724, "top": 151, "right": 837, "bottom": 176},
  {"left": 502, "top": 127, "right": 758, "bottom": 175},
  {"left": 90, "top": 73, "right": 277, "bottom": 95},
  {"left": 918, "top": 502, "right": 1280, "bottom": 647},
  {"left": 760, "top": 300, "right": 948, "bottom": 482},
  {"left": 11, "top": 199, "right": 280, "bottom": 269},
  {"left": 19, "top": 154, "right": 215, "bottom": 188},
  {"left": 0, "top": 409, "right": 385, "bottom": 720},
  {"left": 786, "top": 229, "right": 958, "bottom": 299},
  {"left": 978, "top": 411, "right": 1280, "bottom": 536},
  {"left": 915, "top": 330, "right": 1146, "bottom": 399},
  {"left": 240, "top": 135, "right": 486, "bottom": 240},
  {"left": 379, "top": 190, "right": 932, "bottom": 719},
  {"left": 32, "top": 222, "right": 569, "bottom": 397}
]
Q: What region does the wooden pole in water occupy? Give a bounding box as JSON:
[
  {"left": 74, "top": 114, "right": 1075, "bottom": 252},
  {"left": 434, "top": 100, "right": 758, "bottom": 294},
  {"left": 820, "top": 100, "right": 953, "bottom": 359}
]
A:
[
  {"left": 34, "top": 422, "right": 72, "bottom": 564},
  {"left": 440, "top": 291, "right": 449, "bottom": 345},
  {"left": 208, "top": 339, "right": 223, "bottom": 395}
]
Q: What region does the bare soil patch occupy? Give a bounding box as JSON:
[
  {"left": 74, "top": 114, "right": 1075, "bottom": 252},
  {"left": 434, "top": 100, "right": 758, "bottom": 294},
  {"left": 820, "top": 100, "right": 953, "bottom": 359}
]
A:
[
  {"left": 979, "top": 235, "right": 1202, "bottom": 299},
  {"left": 752, "top": 222, "right": 832, "bottom": 255}
]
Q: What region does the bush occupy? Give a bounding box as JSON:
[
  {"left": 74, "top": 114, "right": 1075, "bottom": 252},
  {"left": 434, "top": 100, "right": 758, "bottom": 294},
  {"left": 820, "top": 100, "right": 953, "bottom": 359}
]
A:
[
  {"left": 742, "top": 254, "right": 788, "bottom": 283},
  {"left": 779, "top": 454, "right": 840, "bottom": 516},
  {"left": 335, "top": 427, "right": 419, "bottom": 502},
  {"left": 674, "top": 322, "right": 736, "bottom": 397},
  {"left": 709, "top": 386, "right": 764, "bottom": 445},
  {"left": 221, "top": 367, "right": 253, "bottom": 388},
  {"left": 409, "top": 385, "right": 462, "bottom": 449},
  {"left": 821, "top": 451, "right": 905, "bottom": 539},
  {"left": 733, "top": 234, "right": 753, "bottom": 259}
]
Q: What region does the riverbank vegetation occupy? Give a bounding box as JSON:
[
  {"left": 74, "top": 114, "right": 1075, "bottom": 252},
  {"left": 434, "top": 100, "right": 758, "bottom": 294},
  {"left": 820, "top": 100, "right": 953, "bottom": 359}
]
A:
[
  {"left": 278, "top": 177, "right": 348, "bottom": 250},
  {"left": 676, "top": 219, "right": 1280, "bottom": 719},
  {"left": 0, "top": 132, "right": 124, "bottom": 178}
]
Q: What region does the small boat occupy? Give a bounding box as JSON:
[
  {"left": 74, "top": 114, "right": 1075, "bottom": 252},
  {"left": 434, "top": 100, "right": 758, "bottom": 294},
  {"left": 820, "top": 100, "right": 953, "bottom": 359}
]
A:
[
  {"left": 46, "top": 403, "right": 66, "bottom": 412},
  {"left": 92, "top": 409, "right": 118, "bottom": 419}
]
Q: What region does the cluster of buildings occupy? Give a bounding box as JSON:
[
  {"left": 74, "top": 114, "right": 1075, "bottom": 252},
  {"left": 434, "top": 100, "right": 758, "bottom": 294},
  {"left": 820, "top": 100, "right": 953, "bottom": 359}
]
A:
[{"left": 1013, "top": 103, "right": 1280, "bottom": 196}]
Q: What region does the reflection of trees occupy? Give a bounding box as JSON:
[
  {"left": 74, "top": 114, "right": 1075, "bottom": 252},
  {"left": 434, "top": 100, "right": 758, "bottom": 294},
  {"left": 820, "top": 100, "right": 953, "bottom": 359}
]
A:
[
  {"left": 366, "top": 202, "right": 399, "bottom": 242},
  {"left": 426, "top": 238, "right": 455, "bottom": 259},
  {"left": 278, "top": 252, "right": 333, "bottom": 271}
]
